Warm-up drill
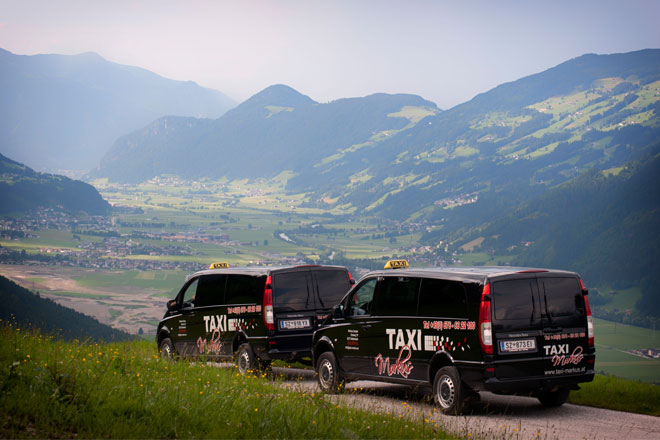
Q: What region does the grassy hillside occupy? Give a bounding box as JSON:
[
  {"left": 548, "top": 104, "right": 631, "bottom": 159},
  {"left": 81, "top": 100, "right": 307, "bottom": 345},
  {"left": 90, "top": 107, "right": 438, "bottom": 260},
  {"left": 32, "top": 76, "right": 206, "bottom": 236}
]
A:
[
  {"left": 459, "top": 149, "right": 660, "bottom": 320},
  {"left": 0, "top": 325, "right": 447, "bottom": 438}
]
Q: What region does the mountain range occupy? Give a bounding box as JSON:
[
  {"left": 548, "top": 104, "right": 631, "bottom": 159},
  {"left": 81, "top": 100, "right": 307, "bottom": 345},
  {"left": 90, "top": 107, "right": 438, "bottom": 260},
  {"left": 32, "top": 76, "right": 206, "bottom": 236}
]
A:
[
  {"left": 94, "top": 50, "right": 660, "bottom": 223},
  {"left": 93, "top": 85, "right": 440, "bottom": 182},
  {"left": 0, "top": 48, "right": 235, "bottom": 174}
]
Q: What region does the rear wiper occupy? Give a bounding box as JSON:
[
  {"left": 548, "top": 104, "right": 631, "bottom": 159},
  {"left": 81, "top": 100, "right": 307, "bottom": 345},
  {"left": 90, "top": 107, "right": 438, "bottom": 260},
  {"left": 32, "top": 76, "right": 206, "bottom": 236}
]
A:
[
  {"left": 316, "top": 285, "right": 325, "bottom": 308},
  {"left": 543, "top": 291, "right": 554, "bottom": 326}
]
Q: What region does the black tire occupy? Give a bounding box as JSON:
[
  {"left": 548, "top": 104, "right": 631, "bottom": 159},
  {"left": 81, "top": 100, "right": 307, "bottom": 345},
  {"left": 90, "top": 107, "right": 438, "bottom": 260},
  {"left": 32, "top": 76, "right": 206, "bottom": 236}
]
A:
[
  {"left": 159, "top": 337, "right": 175, "bottom": 359},
  {"left": 236, "top": 343, "right": 257, "bottom": 375},
  {"left": 316, "top": 351, "right": 344, "bottom": 393},
  {"left": 433, "top": 366, "right": 465, "bottom": 414},
  {"left": 538, "top": 388, "right": 570, "bottom": 407}
]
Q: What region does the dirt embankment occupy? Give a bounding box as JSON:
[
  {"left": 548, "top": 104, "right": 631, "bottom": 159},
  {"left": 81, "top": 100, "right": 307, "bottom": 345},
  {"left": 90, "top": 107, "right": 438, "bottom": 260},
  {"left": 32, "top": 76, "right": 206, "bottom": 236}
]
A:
[{"left": 1, "top": 265, "right": 168, "bottom": 334}]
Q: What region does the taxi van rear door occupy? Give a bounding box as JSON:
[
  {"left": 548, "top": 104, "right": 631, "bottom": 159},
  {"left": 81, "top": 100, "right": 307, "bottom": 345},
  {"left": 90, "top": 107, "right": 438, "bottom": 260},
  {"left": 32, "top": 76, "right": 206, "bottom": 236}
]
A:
[
  {"left": 490, "top": 273, "right": 546, "bottom": 379},
  {"left": 271, "top": 269, "right": 317, "bottom": 351},
  {"left": 536, "top": 274, "right": 589, "bottom": 377},
  {"left": 310, "top": 268, "right": 352, "bottom": 330}
]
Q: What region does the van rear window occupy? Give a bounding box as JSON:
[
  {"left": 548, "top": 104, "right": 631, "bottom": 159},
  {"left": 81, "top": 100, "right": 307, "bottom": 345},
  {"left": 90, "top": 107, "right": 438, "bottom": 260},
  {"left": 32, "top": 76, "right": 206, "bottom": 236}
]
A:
[
  {"left": 492, "top": 279, "right": 535, "bottom": 320},
  {"left": 541, "top": 277, "right": 583, "bottom": 317},
  {"left": 273, "top": 272, "right": 311, "bottom": 310},
  {"left": 313, "top": 270, "right": 350, "bottom": 308}
]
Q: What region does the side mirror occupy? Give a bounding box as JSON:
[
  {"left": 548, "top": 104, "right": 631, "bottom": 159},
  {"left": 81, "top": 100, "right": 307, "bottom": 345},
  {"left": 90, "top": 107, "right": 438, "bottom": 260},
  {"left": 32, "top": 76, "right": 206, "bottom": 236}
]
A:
[
  {"left": 167, "top": 299, "right": 179, "bottom": 311},
  {"left": 333, "top": 303, "right": 344, "bottom": 319}
]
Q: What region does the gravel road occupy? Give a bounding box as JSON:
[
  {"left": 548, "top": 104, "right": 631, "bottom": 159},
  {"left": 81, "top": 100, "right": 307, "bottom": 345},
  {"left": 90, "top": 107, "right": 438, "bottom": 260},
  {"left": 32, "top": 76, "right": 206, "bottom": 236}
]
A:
[{"left": 269, "top": 366, "right": 659, "bottom": 440}]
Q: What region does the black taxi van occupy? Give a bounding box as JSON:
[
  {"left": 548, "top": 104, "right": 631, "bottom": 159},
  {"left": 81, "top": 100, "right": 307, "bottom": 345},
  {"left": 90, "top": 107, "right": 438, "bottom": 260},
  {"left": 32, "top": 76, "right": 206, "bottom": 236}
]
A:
[
  {"left": 312, "top": 260, "right": 595, "bottom": 414},
  {"left": 157, "top": 263, "right": 354, "bottom": 372}
]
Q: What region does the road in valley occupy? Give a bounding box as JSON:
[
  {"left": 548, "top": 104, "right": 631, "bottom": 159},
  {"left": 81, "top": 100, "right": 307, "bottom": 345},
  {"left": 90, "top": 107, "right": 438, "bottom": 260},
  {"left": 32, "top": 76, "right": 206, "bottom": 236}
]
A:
[{"left": 268, "top": 366, "right": 659, "bottom": 440}]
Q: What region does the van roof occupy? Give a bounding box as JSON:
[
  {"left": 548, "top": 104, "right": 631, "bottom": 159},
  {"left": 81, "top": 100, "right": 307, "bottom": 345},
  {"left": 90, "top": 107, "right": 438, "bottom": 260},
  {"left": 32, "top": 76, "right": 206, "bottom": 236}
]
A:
[
  {"left": 362, "top": 266, "right": 579, "bottom": 284},
  {"left": 187, "top": 264, "right": 349, "bottom": 280}
]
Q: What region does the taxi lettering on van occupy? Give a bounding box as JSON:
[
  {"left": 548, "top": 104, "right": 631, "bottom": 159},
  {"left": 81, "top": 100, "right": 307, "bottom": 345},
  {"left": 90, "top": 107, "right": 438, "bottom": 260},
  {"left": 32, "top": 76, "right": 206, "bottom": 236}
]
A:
[{"left": 203, "top": 315, "right": 227, "bottom": 333}]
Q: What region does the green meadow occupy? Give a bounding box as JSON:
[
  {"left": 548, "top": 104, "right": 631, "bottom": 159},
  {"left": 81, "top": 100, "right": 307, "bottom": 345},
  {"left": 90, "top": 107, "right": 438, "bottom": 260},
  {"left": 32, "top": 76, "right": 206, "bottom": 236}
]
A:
[{"left": 0, "top": 324, "right": 450, "bottom": 439}]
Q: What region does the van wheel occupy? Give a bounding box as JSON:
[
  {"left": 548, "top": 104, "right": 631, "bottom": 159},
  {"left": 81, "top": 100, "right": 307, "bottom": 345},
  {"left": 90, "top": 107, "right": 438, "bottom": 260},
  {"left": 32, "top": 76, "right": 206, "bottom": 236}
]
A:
[
  {"left": 236, "top": 343, "right": 257, "bottom": 375},
  {"left": 317, "top": 352, "right": 344, "bottom": 393},
  {"left": 159, "top": 337, "right": 175, "bottom": 359},
  {"left": 538, "top": 388, "right": 570, "bottom": 407},
  {"left": 433, "top": 367, "right": 465, "bottom": 414}
]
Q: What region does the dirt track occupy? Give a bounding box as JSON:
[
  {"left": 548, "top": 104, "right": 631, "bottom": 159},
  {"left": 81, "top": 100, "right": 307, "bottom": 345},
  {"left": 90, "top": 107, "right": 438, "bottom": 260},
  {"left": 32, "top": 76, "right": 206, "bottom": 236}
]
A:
[{"left": 271, "top": 366, "right": 659, "bottom": 440}]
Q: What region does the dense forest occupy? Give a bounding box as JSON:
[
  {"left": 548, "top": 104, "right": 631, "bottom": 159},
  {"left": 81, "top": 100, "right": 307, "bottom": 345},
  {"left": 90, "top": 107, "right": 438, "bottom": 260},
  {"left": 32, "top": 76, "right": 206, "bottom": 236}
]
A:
[{"left": 0, "top": 153, "right": 110, "bottom": 214}]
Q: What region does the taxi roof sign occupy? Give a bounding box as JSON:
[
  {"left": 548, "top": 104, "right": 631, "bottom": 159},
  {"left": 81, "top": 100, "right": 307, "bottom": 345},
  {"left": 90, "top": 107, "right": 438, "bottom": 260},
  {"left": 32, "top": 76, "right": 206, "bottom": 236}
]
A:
[
  {"left": 384, "top": 259, "right": 409, "bottom": 269},
  {"left": 209, "top": 262, "right": 230, "bottom": 270}
]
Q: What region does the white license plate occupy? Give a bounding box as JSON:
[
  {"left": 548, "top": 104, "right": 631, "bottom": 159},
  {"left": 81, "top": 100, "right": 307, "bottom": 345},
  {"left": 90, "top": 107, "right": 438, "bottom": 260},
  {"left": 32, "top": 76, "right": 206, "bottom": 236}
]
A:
[
  {"left": 279, "top": 319, "right": 310, "bottom": 330},
  {"left": 500, "top": 338, "right": 536, "bottom": 353}
]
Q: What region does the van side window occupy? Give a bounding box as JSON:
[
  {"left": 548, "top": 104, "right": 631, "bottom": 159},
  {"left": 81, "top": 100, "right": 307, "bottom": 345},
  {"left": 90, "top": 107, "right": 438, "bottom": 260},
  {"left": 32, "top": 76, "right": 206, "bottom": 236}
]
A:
[
  {"left": 181, "top": 278, "right": 198, "bottom": 308},
  {"left": 347, "top": 278, "right": 377, "bottom": 316},
  {"left": 195, "top": 275, "right": 227, "bottom": 307},
  {"left": 542, "top": 277, "right": 583, "bottom": 317},
  {"left": 226, "top": 275, "right": 265, "bottom": 305},
  {"left": 373, "top": 277, "right": 420, "bottom": 316},
  {"left": 418, "top": 279, "right": 468, "bottom": 318},
  {"left": 492, "top": 279, "right": 535, "bottom": 320}
]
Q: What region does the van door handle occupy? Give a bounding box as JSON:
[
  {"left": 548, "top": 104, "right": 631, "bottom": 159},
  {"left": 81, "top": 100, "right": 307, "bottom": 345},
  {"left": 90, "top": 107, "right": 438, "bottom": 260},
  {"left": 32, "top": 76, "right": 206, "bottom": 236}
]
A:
[
  {"left": 543, "top": 327, "right": 562, "bottom": 333},
  {"left": 361, "top": 324, "right": 372, "bottom": 329}
]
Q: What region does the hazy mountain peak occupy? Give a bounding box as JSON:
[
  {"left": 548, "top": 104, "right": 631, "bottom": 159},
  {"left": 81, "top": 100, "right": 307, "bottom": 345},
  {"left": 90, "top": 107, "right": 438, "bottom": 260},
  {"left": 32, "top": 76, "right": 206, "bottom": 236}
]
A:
[
  {"left": 240, "top": 84, "right": 317, "bottom": 109},
  {"left": 0, "top": 47, "right": 236, "bottom": 173}
]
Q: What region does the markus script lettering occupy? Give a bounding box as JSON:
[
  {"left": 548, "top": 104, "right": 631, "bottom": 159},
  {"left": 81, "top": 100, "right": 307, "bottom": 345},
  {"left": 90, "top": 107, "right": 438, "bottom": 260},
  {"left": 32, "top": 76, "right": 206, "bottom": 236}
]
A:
[{"left": 375, "top": 345, "right": 414, "bottom": 378}]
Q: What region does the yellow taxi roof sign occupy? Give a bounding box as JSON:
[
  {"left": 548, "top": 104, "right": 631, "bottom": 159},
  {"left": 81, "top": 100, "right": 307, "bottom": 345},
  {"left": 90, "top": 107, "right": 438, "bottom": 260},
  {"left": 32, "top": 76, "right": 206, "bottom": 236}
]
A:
[
  {"left": 384, "top": 259, "right": 409, "bottom": 269},
  {"left": 209, "top": 262, "right": 230, "bottom": 270}
]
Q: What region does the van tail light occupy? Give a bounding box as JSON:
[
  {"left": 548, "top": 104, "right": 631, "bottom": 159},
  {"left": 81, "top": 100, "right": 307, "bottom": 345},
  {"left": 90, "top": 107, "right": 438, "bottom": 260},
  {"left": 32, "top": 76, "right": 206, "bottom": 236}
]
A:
[
  {"left": 348, "top": 271, "right": 355, "bottom": 285},
  {"left": 263, "top": 275, "right": 274, "bottom": 331},
  {"left": 479, "top": 283, "right": 493, "bottom": 355},
  {"left": 581, "top": 278, "right": 594, "bottom": 348}
]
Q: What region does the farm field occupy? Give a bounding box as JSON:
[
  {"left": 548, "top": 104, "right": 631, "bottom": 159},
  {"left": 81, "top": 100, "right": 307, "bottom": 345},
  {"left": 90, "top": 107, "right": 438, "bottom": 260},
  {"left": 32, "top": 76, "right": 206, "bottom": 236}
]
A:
[{"left": 593, "top": 318, "right": 660, "bottom": 383}]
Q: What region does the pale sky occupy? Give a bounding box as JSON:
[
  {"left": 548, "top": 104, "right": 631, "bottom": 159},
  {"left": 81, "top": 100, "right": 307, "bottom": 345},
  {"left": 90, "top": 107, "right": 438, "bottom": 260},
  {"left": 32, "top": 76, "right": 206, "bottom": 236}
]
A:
[{"left": 2, "top": 0, "right": 659, "bottom": 109}]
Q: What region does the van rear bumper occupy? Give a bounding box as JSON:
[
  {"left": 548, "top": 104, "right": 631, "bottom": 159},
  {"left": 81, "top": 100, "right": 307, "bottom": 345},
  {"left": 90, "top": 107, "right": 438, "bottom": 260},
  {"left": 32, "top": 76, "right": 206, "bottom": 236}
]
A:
[
  {"left": 250, "top": 332, "right": 314, "bottom": 361},
  {"left": 482, "top": 370, "right": 595, "bottom": 393}
]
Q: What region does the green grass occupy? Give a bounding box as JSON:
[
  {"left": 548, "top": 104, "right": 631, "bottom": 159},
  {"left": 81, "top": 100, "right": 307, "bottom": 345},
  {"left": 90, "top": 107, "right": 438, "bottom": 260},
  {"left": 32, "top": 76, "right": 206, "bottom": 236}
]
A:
[
  {"left": 569, "top": 375, "right": 660, "bottom": 416},
  {"left": 0, "top": 324, "right": 451, "bottom": 438},
  {"left": 592, "top": 318, "right": 660, "bottom": 383},
  {"left": 594, "top": 286, "right": 642, "bottom": 312}
]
